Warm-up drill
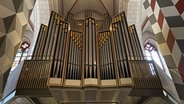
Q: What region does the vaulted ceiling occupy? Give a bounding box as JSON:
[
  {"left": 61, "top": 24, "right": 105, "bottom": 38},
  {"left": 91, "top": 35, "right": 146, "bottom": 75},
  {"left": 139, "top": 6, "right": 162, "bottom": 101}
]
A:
[{"left": 49, "top": 0, "right": 118, "bottom": 20}]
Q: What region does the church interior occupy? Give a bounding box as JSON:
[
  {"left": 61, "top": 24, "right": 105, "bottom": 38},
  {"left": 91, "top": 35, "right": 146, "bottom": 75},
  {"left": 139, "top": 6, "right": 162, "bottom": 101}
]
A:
[{"left": 0, "top": 0, "right": 184, "bottom": 104}]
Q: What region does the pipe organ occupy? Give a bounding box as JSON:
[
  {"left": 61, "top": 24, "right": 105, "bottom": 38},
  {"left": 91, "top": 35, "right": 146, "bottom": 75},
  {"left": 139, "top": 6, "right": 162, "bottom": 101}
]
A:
[{"left": 4, "top": 11, "right": 180, "bottom": 104}]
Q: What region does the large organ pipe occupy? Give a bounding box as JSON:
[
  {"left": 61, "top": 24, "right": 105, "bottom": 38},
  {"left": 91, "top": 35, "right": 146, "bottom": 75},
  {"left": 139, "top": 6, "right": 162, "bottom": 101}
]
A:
[
  {"left": 104, "top": 37, "right": 108, "bottom": 79},
  {"left": 106, "top": 37, "right": 111, "bottom": 79},
  {"left": 42, "top": 12, "right": 54, "bottom": 60},
  {"left": 117, "top": 22, "right": 129, "bottom": 77},
  {"left": 113, "top": 23, "right": 123, "bottom": 78},
  {"left": 49, "top": 20, "right": 68, "bottom": 78},
  {"left": 66, "top": 36, "right": 72, "bottom": 79},
  {"left": 32, "top": 24, "right": 47, "bottom": 60},
  {"left": 70, "top": 39, "right": 73, "bottom": 79},
  {"left": 85, "top": 19, "right": 89, "bottom": 78},
  {"left": 31, "top": 12, "right": 69, "bottom": 80},
  {"left": 60, "top": 23, "right": 68, "bottom": 77},
  {"left": 119, "top": 19, "right": 133, "bottom": 60},
  {"left": 53, "top": 22, "right": 62, "bottom": 77},
  {"left": 129, "top": 25, "right": 144, "bottom": 60},
  {"left": 44, "top": 12, "right": 56, "bottom": 60},
  {"left": 70, "top": 35, "right": 74, "bottom": 79},
  {"left": 112, "top": 13, "right": 133, "bottom": 78},
  {"left": 32, "top": 11, "right": 69, "bottom": 78},
  {"left": 84, "top": 17, "right": 97, "bottom": 79},
  {"left": 89, "top": 19, "right": 92, "bottom": 78},
  {"left": 73, "top": 42, "right": 77, "bottom": 79},
  {"left": 47, "top": 16, "right": 57, "bottom": 60},
  {"left": 38, "top": 26, "right": 47, "bottom": 60},
  {"left": 108, "top": 32, "right": 116, "bottom": 79},
  {"left": 33, "top": 26, "right": 42, "bottom": 59},
  {"left": 51, "top": 17, "right": 60, "bottom": 77},
  {"left": 93, "top": 21, "right": 96, "bottom": 78}
]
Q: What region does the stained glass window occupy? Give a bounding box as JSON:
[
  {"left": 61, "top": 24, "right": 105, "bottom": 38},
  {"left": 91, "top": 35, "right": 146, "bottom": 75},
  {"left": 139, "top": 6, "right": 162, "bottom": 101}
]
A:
[
  {"left": 145, "top": 43, "right": 172, "bottom": 78},
  {"left": 11, "top": 42, "right": 30, "bottom": 72}
]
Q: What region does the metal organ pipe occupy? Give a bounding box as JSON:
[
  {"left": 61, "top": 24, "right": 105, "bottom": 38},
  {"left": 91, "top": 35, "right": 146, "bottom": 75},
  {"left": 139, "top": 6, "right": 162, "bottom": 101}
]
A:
[
  {"left": 32, "top": 24, "right": 47, "bottom": 60},
  {"left": 129, "top": 25, "right": 144, "bottom": 60},
  {"left": 98, "top": 31, "right": 116, "bottom": 80},
  {"left": 65, "top": 31, "right": 83, "bottom": 80},
  {"left": 84, "top": 17, "right": 97, "bottom": 79}
]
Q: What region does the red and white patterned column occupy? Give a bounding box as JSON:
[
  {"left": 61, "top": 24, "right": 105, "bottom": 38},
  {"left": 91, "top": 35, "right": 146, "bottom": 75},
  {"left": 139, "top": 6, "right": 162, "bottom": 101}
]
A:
[{"left": 143, "top": 0, "right": 184, "bottom": 82}]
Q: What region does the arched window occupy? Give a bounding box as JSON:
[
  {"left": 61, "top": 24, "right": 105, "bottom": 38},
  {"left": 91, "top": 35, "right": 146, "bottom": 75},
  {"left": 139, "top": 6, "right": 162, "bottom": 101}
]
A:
[
  {"left": 11, "top": 42, "right": 30, "bottom": 71},
  {"left": 145, "top": 43, "right": 164, "bottom": 70},
  {"left": 144, "top": 43, "right": 172, "bottom": 78}
]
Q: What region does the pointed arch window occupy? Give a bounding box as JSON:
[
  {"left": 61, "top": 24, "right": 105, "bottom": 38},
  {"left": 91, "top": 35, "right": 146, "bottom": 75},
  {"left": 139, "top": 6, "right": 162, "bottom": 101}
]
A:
[
  {"left": 144, "top": 43, "right": 172, "bottom": 78},
  {"left": 11, "top": 42, "right": 30, "bottom": 71},
  {"left": 144, "top": 43, "right": 164, "bottom": 71}
]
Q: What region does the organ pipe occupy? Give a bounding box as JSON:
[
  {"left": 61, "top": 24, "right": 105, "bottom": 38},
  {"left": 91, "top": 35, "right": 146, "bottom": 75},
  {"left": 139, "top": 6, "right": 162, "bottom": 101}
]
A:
[
  {"left": 32, "top": 24, "right": 47, "bottom": 60},
  {"left": 84, "top": 17, "right": 97, "bottom": 79},
  {"left": 66, "top": 31, "right": 83, "bottom": 80},
  {"left": 98, "top": 31, "right": 116, "bottom": 80}
]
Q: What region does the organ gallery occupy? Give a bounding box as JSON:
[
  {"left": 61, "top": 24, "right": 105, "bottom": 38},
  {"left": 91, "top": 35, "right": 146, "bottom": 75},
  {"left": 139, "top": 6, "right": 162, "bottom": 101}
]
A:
[{"left": 2, "top": 11, "right": 180, "bottom": 104}]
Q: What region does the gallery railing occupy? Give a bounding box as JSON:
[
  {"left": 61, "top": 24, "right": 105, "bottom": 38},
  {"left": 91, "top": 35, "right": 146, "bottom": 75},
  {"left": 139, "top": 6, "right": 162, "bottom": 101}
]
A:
[
  {"left": 129, "top": 60, "right": 162, "bottom": 88},
  {"left": 16, "top": 60, "right": 51, "bottom": 89}
]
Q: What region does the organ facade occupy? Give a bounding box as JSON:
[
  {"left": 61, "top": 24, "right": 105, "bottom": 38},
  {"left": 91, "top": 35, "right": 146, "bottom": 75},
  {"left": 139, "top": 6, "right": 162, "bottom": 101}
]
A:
[{"left": 2, "top": 11, "right": 180, "bottom": 104}]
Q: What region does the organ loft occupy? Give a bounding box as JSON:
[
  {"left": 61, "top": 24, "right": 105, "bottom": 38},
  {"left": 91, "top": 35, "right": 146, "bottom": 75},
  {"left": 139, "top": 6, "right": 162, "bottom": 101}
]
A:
[{"left": 1, "top": 10, "right": 181, "bottom": 104}]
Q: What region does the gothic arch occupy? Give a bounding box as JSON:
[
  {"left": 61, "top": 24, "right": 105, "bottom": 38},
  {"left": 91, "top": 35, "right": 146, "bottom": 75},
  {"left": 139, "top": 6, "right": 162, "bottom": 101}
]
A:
[{"left": 142, "top": 31, "right": 183, "bottom": 84}]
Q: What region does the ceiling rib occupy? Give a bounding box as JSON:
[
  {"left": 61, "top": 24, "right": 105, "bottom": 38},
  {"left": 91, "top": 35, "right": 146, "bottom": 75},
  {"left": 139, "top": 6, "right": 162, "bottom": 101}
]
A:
[
  {"left": 97, "top": 0, "right": 109, "bottom": 14},
  {"left": 69, "top": 0, "right": 79, "bottom": 13}
]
